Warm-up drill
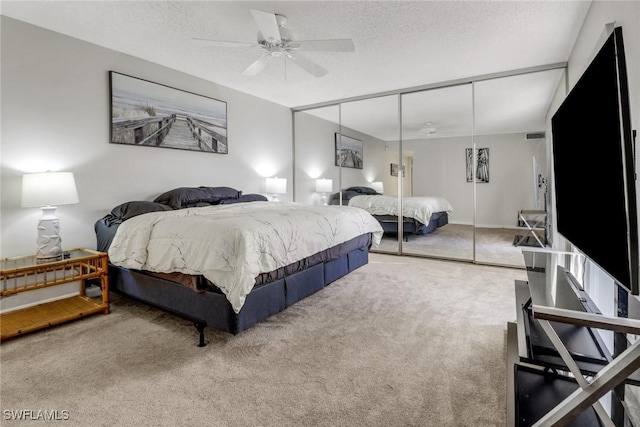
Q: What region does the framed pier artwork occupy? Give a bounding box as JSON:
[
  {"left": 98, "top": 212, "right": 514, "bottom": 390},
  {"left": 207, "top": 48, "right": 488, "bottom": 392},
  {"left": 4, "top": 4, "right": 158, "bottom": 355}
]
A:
[
  {"left": 109, "top": 71, "right": 228, "bottom": 154},
  {"left": 335, "top": 133, "right": 363, "bottom": 169}
]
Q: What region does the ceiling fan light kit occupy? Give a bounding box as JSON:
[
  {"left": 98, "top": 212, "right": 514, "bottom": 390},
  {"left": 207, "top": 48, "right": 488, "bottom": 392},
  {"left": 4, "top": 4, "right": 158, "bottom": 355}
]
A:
[{"left": 195, "top": 9, "right": 355, "bottom": 78}]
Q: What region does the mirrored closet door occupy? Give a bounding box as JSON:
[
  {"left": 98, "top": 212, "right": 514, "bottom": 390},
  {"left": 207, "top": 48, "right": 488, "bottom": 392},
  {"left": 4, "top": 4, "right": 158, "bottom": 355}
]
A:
[
  {"left": 400, "top": 84, "right": 474, "bottom": 261},
  {"left": 293, "top": 66, "right": 566, "bottom": 268},
  {"left": 472, "top": 69, "right": 564, "bottom": 268},
  {"left": 340, "top": 95, "right": 401, "bottom": 254}
]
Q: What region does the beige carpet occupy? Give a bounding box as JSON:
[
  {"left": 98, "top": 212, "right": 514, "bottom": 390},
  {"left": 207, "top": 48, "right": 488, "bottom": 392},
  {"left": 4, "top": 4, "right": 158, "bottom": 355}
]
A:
[
  {"left": 376, "top": 224, "right": 537, "bottom": 268},
  {"left": 0, "top": 253, "right": 527, "bottom": 427}
]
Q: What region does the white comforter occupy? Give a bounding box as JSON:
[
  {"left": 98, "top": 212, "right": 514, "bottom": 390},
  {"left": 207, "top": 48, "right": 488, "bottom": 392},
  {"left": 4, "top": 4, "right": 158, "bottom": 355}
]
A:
[
  {"left": 348, "top": 195, "right": 454, "bottom": 225},
  {"left": 108, "top": 202, "right": 383, "bottom": 313}
]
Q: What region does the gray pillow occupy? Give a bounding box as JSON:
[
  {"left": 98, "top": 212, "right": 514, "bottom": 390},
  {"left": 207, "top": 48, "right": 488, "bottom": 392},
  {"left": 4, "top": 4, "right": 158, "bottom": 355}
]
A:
[
  {"left": 345, "top": 186, "right": 379, "bottom": 195},
  {"left": 104, "top": 201, "right": 174, "bottom": 226}
]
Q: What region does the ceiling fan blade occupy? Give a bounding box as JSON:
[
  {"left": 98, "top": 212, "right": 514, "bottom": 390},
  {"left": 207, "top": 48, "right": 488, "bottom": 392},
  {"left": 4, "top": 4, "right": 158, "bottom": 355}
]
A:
[
  {"left": 191, "top": 38, "right": 260, "bottom": 47},
  {"left": 241, "top": 53, "right": 272, "bottom": 76},
  {"left": 293, "top": 39, "right": 355, "bottom": 52},
  {"left": 192, "top": 38, "right": 257, "bottom": 48},
  {"left": 287, "top": 52, "right": 328, "bottom": 77},
  {"left": 250, "top": 9, "right": 281, "bottom": 44}
]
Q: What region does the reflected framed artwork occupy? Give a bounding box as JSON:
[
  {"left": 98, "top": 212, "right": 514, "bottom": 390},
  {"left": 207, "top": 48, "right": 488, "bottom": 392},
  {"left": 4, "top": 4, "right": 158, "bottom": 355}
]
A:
[
  {"left": 390, "top": 163, "right": 405, "bottom": 177},
  {"left": 466, "top": 147, "right": 489, "bottom": 183},
  {"left": 335, "top": 133, "right": 363, "bottom": 169}
]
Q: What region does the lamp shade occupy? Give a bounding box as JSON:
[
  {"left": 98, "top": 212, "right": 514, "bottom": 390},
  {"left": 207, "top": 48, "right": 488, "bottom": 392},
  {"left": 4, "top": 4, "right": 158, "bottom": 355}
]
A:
[
  {"left": 371, "top": 181, "right": 384, "bottom": 194},
  {"left": 22, "top": 172, "right": 79, "bottom": 207},
  {"left": 265, "top": 177, "right": 287, "bottom": 194},
  {"left": 315, "top": 178, "right": 333, "bottom": 193}
]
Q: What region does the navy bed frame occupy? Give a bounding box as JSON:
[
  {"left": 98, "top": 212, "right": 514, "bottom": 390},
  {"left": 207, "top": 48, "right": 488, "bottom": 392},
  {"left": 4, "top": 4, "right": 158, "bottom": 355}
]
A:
[
  {"left": 108, "top": 240, "right": 370, "bottom": 346},
  {"left": 98, "top": 216, "right": 372, "bottom": 346},
  {"left": 375, "top": 211, "right": 449, "bottom": 241}
]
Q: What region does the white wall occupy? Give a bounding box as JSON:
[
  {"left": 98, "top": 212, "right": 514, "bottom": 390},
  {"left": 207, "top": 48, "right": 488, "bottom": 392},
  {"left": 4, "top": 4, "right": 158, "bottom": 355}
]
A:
[
  {"left": 1, "top": 16, "right": 293, "bottom": 258},
  {"left": 546, "top": 1, "right": 640, "bottom": 251}
]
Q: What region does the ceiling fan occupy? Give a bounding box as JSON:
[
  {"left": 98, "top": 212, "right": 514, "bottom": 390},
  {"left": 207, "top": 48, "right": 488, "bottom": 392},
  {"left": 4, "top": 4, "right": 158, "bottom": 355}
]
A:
[{"left": 193, "top": 9, "right": 355, "bottom": 77}]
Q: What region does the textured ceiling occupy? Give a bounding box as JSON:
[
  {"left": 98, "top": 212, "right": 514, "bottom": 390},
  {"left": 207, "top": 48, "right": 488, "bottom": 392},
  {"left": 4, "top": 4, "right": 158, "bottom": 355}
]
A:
[{"left": 1, "top": 0, "right": 591, "bottom": 110}]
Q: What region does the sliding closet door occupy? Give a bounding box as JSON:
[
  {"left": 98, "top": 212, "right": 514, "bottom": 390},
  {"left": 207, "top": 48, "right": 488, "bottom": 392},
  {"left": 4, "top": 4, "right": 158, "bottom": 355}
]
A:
[
  {"left": 472, "top": 69, "right": 564, "bottom": 267},
  {"left": 293, "top": 106, "right": 340, "bottom": 206},
  {"left": 400, "top": 84, "right": 474, "bottom": 261},
  {"left": 340, "top": 95, "right": 400, "bottom": 254}
]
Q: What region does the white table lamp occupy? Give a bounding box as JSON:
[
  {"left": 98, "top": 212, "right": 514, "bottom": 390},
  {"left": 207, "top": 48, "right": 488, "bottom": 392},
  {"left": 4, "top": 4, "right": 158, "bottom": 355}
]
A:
[
  {"left": 266, "top": 177, "right": 287, "bottom": 201},
  {"left": 22, "top": 171, "right": 79, "bottom": 258},
  {"left": 371, "top": 181, "right": 384, "bottom": 194},
  {"left": 315, "top": 178, "right": 333, "bottom": 205}
]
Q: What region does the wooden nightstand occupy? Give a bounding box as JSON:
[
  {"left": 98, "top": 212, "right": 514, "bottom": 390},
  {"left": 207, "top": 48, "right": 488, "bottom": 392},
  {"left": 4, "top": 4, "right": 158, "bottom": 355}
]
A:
[{"left": 0, "top": 248, "right": 110, "bottom": 341}]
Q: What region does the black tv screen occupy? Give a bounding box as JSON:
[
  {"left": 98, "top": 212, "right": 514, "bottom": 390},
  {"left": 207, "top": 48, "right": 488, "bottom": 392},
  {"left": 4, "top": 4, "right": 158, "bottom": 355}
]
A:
[{"left": 552, "top": 27, "right": 637, "bottom": 295}]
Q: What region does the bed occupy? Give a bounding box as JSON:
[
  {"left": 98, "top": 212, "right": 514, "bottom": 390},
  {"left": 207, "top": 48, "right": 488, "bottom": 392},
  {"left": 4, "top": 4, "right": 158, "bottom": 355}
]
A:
[
  {"left": 95, "top": 186, "right": 383, "bottom": 345},
  {"left": 329, "top": 186, "right": 453, "bottom": 239}
]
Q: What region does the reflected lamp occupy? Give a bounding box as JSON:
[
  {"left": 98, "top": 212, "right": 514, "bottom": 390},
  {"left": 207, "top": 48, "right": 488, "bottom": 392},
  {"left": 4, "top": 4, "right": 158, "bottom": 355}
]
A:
[
  {"left": 371, "top": 181, "right": 384, "bottom": 194},
  {"left": 315, "top": 178, "right": 333, "bottom": 205},
  {"left": 265, "top": 177, "right": 287, "bottom": 201},
  {"left": 21, "top": 171, "right": 79, "bottom": 258}
]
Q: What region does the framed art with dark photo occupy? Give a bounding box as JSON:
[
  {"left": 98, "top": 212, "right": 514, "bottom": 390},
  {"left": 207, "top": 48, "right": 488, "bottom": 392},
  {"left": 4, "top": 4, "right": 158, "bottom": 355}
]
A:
[
  {"left": 466, "top": 147, "right": 489, "bottom": 183},
  {"left": 390, "top": 163, "right": 405, "bottom": 177},
  {"left": 110, "top": 71, "right": 228, "bottom": 153}
]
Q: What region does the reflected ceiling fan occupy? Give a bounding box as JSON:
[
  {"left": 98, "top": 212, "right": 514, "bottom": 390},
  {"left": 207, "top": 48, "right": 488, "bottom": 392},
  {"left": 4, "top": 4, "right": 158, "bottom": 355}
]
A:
[
  {"left": 418, "top": 121, "right": 438, "bottom": 136},
  {"left": 405, "top": 121, "right": 457, "bottom": 139},
  {"left": 193, "top": 9, "right": 355, "bottom": 77},
  {"left": 404, "top": 121, "right": 438, "bottom": 137}
]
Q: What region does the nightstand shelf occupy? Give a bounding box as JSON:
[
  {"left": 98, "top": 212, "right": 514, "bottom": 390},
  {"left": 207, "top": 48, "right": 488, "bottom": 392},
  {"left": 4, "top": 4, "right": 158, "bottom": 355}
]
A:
[{"left": 1, "top": 248, "right": 109, "bottom": 341}]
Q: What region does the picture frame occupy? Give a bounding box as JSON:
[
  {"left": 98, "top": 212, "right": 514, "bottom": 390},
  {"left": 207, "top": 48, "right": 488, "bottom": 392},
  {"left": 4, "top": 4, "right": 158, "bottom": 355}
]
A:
[
  {"left": 335, "top": 133, "right": 363, "bottom": 169},
  {"left": 466, "top": 147, "right": 489, "bottom": 183},
  {"left": 390, "top": 163, "right": 405, "bottom": 177},
  {"left": 109, "top": 71, "right": 228, "bottom": 153}
]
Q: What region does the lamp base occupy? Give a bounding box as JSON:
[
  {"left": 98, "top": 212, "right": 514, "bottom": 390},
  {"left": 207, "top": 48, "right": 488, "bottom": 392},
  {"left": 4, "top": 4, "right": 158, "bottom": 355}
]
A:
[{"left": 36, "top": 207, "right": 62, "bottom": 259}]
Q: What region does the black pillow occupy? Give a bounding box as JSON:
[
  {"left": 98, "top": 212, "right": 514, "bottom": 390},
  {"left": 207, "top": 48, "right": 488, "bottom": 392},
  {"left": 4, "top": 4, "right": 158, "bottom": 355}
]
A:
[
  {"left": 330, "top": 190, "right": 364, "bottom": 205},
  {"left": 219, "top": 194, "right": 268, "bottom": 204},
  {"left": 104, "top": 201, "right": 175, "bottom": 226},
  {"left": 345, "top": 186, "right": 379, "bottom": 195},
  {"left": 200, "top": 186, "right": 242, "bottom": 200},
  {"left": 153, "top": 186, "right": 242, "bottom": 209}
]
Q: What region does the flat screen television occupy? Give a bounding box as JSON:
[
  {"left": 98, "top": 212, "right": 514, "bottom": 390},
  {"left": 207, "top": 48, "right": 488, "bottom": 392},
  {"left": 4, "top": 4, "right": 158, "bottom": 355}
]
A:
[{"left": 551, "top": 26, "right": 638, "bottom": 295}]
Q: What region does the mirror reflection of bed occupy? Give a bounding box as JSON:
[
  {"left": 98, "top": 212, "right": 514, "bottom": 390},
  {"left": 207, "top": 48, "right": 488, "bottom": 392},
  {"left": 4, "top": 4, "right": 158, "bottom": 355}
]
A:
[
  {"left": 330, "top": 186, "right": 527, "bottom": 267},
  {"left": 328, "top": 186, "right": 452, "bottom": 241}
]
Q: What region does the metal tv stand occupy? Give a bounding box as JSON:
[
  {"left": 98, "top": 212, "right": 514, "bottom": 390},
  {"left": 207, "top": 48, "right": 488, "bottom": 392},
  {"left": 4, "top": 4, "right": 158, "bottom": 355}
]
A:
[{"left": 506, "top": 249, "right": 640, "bottom": 427}]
